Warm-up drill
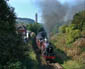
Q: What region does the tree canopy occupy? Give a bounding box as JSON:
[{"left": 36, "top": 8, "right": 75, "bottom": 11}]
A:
[
  {"left": 27, "top": 23, "right": 43, "bottom": 35},
  {"left": 72, "top": 11, "right": 85, "bottom": 31},
  {"left": 0, "top": 0, "right": 24, "bottom": 68}
]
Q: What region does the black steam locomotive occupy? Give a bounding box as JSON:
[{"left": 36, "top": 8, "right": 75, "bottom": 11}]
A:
[{"left": 36, "top": 31, "right": 56, "bottom": 62}]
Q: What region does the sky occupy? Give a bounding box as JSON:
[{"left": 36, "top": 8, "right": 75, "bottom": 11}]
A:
[
  {"left": 8, "top": 0, "right": 81, "bottom": 23},
  {"left": 8, "top": 0, "right": 41, "bottom": 22}
]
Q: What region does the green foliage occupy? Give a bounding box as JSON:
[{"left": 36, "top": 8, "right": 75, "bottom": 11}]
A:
[
  {"left": 72, "top": 11, "right": 85, "bottom": 31},
  {"left": 65, "top": 11, "right": 85, "bottom": 43},
  {"left": 8, "top": 61, "right": 22, "bottom": 69},
  {"left": 0, "top": 0, "right": 16, "bottom": 34},
  {"left": 0, "top": 0, "right": 25, "bottom": 68},
  {"left": 59, "top": 25, "right": 68, "bottom": 33},
  {"left": 63, "top": 60, "right": 83, "bottom": 69},
  {"left": 61, "top": 24, "right": 81, "bottom": 44},
  {"left": 57, "top": 24, "right": 81, "bottom": 44},
  {"left": 51, "top": 11, "right": 85, "bottom": 69},
  {"left": 27, "top": 23, "right": 42, "bottom": 35},
  {"left": 65, "top": 24, "right": 76, "bottom": 33},
  {"left": 21, "top": 40, "right": 39, "bottom": 69},
  {"left": 66, "top": 29, "right": 81, "bottom": 44},
  {"left": 0, "top": 34, "right": 24, "bottom": 66}
]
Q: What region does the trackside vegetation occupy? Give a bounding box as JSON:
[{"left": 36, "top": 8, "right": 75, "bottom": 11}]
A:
[{"left": 51, "top": 11, "right": 85, "bottom": 69}]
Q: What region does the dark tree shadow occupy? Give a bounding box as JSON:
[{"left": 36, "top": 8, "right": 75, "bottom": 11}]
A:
[{"left": 20, "top": 56, "right": 39, "bottom": 69}]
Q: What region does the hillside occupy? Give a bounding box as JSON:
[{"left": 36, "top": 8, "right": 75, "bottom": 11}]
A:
[
  {"left": 51, "top": 11, "right": 85, "bottom": 69},
  {"left": 16, "top": 17, "right": 35, "bottom": 25}
]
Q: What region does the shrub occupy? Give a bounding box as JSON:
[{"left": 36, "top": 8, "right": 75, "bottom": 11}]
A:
[
  {"left": 66, "top": 24, "right": 76, "bottom": 33},
  {"left": 8, "top": 61, "right": 22, "bottom": 69},
  {"left": 72, "top": 11, "right": 85, "bottom": 31},
  {"left": 59, "top": 25, "right": 68, "bottom": 33},
  {"left": 23, "top": 40, "right": 39, "bottom": 69},
  {"left": 63, "top": 60, "right": 82, "bottom": 69},
  {"left": 66, "top": 24, "right": 81, "bottom": 44}
]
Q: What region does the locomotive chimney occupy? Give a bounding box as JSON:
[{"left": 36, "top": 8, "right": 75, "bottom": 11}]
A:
[{"left": 35, "top": 13, "right": 38, "bottom": 23}]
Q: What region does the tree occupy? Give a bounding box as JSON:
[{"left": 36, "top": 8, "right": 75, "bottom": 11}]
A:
[
  {"left": 27, "top": 23, "right": 43, "bottom": 35},
  {"left": 72, "top": 11, "right": 85, "bottom": 31},
  {"left": 0, "top": 0, "right": 24, "bottom": 67}
]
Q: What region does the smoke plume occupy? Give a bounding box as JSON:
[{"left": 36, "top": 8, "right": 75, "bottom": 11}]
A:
[{"left": 37, "top": 0, "right": 85, "bottom": 36}]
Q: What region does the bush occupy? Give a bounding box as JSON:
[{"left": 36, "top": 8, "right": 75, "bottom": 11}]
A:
[
  {"left": 8, "top": 61, "right": 22, "bottom": 69},
  {"left": 22, "top": 40, "right": 39, "bottom": 69},
  {"left": 65, "top": 24, "right": 81, "bottom": 44},
  {"left": 59, "top": 25, "right": 68, "bottom": 33},
  {"left": 72, "top": 11, "right": 85, "bottom": 31},
  {"left": 66, "top": 24, "right": 76, "bottom": 33},
  {"left": 63, "top": 60, "right": 82, "bottom": 69},
  {"left": 0, "top": 34, "right": 24, "bottom": 65}
]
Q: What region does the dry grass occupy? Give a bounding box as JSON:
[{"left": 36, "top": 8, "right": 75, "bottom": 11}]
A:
[
  {"left": 73, "top": 38, "right": 85, "bottom": 47},
  {"left": 67, "top": 47, "right": 81, "bottom": 57},
  {"left": 81, "top": 31, "right": 85, "bottom": 37},
  {"left": 62, "top": 60, "right": 82, "bottom": 69},
  {"left": 79, "top": 52, "right": 85, "bottom": 63},
  {"left": 51, "top": 34, "right": 85, "bottom": 69}
]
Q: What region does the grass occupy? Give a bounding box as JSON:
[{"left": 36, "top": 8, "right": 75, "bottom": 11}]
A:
[{"left": 62, "top": 60, "right": 83, "bottom": 69}]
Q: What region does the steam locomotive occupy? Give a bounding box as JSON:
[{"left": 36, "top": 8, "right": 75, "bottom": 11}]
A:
[{"left": 36, "top": 31, "right": 56, "bottom": 62}]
